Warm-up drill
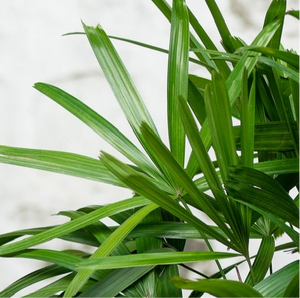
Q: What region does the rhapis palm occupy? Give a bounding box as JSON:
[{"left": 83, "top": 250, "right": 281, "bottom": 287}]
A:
[{"left": 0, "top": 0, "right": 298, "bottom": 297}]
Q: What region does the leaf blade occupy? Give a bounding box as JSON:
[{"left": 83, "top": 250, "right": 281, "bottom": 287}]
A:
[
  {"left": 78, "top": 251, "right": 239, "bottom": 270},
  {"left": 167, "top": 0, "right": 189, "bottom": 166}
]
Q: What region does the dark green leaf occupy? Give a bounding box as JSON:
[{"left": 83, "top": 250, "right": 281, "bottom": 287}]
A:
[
  {"left": 286, "top": 10, "right": 299, "bottom": 19},
  {"left": 204, "top": 71, "right": 239, "bottom": 181},
  {"left": 245, "top": 236, "right": 275, "bottom": 286},
  {"left": 78, "top": 267, "right": 155, "bottom": 297},
  {"left": 226, "top": 166, "right": 299, "bottom": 227},
  {"left": 263, "top": 0, "right": 286, "bottom": 49},
  {"left": 283, "top": 271, "right": 299, "bottom": 297},
  {"left": 100, "top": 150, "right": 234, "bottom": 248},
  {"left": 172, "top": 277, "right": 263, "bottom": 297}
]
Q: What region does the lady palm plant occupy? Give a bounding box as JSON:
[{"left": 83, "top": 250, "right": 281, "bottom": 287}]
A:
[{"left": 0, "top": 0, "right": 299, "bottom": 297}]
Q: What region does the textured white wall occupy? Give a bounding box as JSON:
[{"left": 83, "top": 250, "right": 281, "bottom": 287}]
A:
[{"left": 0, "top": 0, "right": 299, "bottom": 295}]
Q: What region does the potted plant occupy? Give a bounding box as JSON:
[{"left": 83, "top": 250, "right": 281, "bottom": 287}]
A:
[{"left": 0, "top": 0, "right": 298, "bottom": 297}]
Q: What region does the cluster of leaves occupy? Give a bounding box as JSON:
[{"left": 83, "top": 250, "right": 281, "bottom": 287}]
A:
[{"left": 0, "top": 0, "right": 299, "bottom": 297}]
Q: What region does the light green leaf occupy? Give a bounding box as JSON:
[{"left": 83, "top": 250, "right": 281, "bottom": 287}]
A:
[
  {"left": 204, "top": 0, "right": 236, "bottom": 53},
  {"left": 254, "top": 261, "right": 299, "bottom": 297},
  {"left": 257, "top": 56, "right": 299, "bottom": 82},
  {"left": 204, "top": 71, "right": 239, "bottom": 181},
  {"left": 78, "top": 250, "right": 239, "bottom": 270},
  {"left": 82, "top": 22, "right": 174, "bottom": 175},
  {"left": 236, "top": 46, "right": 299, "bottom": 68},
  {"left": 82, "top": 23, "right": 157, "bottom": 136},
  {"left": 263, "top": 0, "right": 286, "bottom": 49},
  {"left": 187, "top": 8, "right": 230, "bottom": 76},
  {"left": 0, "top": 145, "right": 122, "bottom": 186},
  {"left": 167, "top": 0, "right": 189, "bottom": 166},
  {"left": 283, "top": 271, "right": 299, "bottom": 297},
  {"left": 0, "top": 196, "right": 150, "bottom": 256},
  {"left": 226, "top": 19, "right": 280, "bottom": 105},
  {"left": 6, "top": 249, "right": 86, "bottom": 272},
  {"left": 34, "top": 83, "right": 162, "bottom": 183}
]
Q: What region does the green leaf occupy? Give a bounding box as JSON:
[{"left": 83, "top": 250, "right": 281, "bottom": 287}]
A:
[
  {"left": 0, "top": 146, "right": 122, "bottom": 186},
  {"left": 286, "top": 9, "right": 299, "bottom": 19},
  {"left": 151, "top": 0, "right": 171, "bottom": 20},
  {"left": 187, "top": 78, "right": 207, "bottom": 126},
  {"left": 124, "top": 222, "right": 261, "bottom": 240},
  {"left": 240, "top": 68, "right": 256, "bottom": 167},
  {"left": 33, "top": 83, "right": 162, "bottom": 183},
  {"left": 225, "top": 166, "right": 299, "bottom": 227},
  {"left": 254, "top": 261, "right": 299, "bottom": 297},
  {"left": 178, "top": 96, "right": 225, "bottom": 205},
  {"left": 204, "top": 0, "right": 236, "bottom": 53},
  {"left": 82, "top": 23, "right": 157, "bottom": 137},
  {"left": 6, "top": 249, "right": 85, "bottom": 272},
  {"left": 100, "top": 150, "right": 233, "bottom": 249},
  {"left": 167, "top": 0, "right": 189, "bottom": 166},
  {"left": 0, "top": 196, "right": 150, "bottom": 256},
  {"left": 0, "top": 225, "right": 100, "bottom": 248},
  {"left": 138, "top": 124, "right": 236, "bottom": 246},
  {"left": 226, "top": 19, "right": 281, "bottom": 105},
  {"left": 234, "top": 121, "right": 297, "bottom": 151},
  {"left": 0, "top": 265, "right": 69, "bottom": 297},
  {"left": 187, "top": 8, "right": 230, "bottom": 76},
  {"left": 257, "top": 56, "right": 299, "bottom": 82},
  {"left": 63, "top": 203, "right": 158, "bottom": 297},
  {"left": 204, "top": 71, "right": 239, "bottom": 181},
  {"left": 58, "top": 209, "right": 130, "bottom": 256},
  {"left": 283, "top": 271, "right": 299, "bottom": 297},
  {"left": 23, "top": 273, "right": 82, "bottom": 298},
  {"left": 78, "top": 267, "right": 155, "bottom": 298},
  {"left": 151, "top": 0, "right": 217, "bottom": 72},
  {"left": 78, "top": 250, "right": 239, "bottom": 270},
  {"left": 236, "top": 46, "right": 299, "bottom": 68},
  {"left": 186, "top": 19, "right": 282, "bottom": 178},
  {"left": 245, "top": 236, "right": 275, "bottom": 286},
  {"left": 155, "top": 264, "right": 182, "bottom": 297},
  {"left": 263, "top": 0, "right": 286, "bottom": 49},
  {"left": 171, "top": 277, "right": 263, "bottom": 297}
]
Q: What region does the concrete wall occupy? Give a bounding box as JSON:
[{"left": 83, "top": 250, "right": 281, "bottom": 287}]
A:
[{"left": 0, "top": 0, "right": 298, "bottom": 295}]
